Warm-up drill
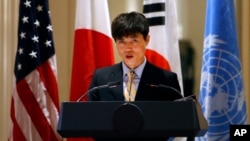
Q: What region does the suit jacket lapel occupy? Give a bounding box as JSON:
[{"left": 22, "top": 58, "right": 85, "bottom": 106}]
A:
[
  {"left": 109, "top": 63, "right": 124, "bottom": 101},
  {"left": 136, "top": 62, "right": 155, "bottom": 100}
]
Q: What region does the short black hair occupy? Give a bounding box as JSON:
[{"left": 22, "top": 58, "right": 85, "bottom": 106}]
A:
[{"left": 111, "top": 11, "right": 149, "bottom": 41}]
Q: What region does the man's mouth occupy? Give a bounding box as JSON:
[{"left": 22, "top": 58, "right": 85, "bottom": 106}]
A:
[{"left": 126, "top": 55, "right": 133, "bottom": 59}]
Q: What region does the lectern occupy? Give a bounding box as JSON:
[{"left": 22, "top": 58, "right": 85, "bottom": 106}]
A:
[{"left": 57, "top": 100, "right": 208, "bottom": 138}]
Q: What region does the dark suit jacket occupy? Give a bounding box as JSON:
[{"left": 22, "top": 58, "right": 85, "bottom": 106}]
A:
[
  {"left": 88, "top": 61, "right": 183, "bottom": 141},
  {"left": 88, "top": 61, "right": 182, "bottom": 101}
]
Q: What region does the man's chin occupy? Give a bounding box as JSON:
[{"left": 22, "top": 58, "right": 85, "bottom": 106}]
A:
[{"left": 125, "top": 63, "right": 138, "bottom": 70}]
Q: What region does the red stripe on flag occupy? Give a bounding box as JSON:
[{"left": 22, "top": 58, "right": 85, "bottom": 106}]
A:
[
  {"left": 37, "top": 60, "right": 60, "bottom": 110},
  {"left": 10, "top": 98, "right": 26, "bottom": 141},
  {"left": 16, "top": 78, "right": 58, "bottom": 141}
]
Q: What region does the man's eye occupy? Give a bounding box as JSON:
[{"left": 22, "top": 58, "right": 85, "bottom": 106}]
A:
[
  {"left": 132, "top": 40, "right": 137, "bottom": 43},
  {"left": 117, "top": 41, "right": 124, "bottom": 44}
]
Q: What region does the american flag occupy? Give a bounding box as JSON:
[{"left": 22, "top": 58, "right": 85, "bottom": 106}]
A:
[{"left": 9, "top": 0, "right": 62, "bottom": 140}]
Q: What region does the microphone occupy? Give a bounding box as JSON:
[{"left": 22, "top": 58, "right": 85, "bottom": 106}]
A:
[
  {"left": 147, "top": 83, "right": 182, "bottom": 96},
  {"left": 174, "top": 94, "right": 197, "bottom": 102},
  {"left": 147, "top": 83, "right": 196, "bottom": 102},
  {"left": 76, "top": 81, "right": 121, "bottom": 102}
]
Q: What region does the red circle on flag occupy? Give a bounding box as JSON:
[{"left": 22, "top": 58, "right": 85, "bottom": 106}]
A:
[{"left": 145, "top": 49, "right": 171, "bottom": 71}]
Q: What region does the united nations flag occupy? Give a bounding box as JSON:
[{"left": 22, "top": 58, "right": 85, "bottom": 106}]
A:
[{"left": 196, "top": 0, "right": 248, "bottom": 141}]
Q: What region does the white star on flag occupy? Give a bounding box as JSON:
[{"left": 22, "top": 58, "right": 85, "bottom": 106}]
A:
[
  {"left": 31, "top": 35, "right": 39, "bottom": 43},
  {"left": 29, "top": 51, "right": 37, "bottom": 58}
]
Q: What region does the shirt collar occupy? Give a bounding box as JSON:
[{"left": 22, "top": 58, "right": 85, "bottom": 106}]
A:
[{"left": 122, "top": 57, "right": 146, "bottom": 79}]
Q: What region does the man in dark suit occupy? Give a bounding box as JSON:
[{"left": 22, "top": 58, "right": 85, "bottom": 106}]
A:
[{"left": 88, "top": 11, "right": 183, "bottom": 141}]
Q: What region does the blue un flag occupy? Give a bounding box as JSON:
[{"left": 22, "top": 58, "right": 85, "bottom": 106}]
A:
[{"left": 196, "top": 0, "right": 247, "bottom": 141}]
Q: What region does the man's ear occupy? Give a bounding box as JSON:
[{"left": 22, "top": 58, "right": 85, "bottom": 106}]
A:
[{"left": 146, "top": 35, "right": 150, "bottom": 45}]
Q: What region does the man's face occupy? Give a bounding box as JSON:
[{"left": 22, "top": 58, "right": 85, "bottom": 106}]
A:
[{"left": 115, "top": 33, "right": 150, "bottom": 69}]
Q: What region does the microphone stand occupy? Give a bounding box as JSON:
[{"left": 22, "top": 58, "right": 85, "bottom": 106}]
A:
[
  {"left": 76, "top": 81, "right": 122, "bottom": 102},
  {"left": 77, "top": 85, "right": 108, "bottom": 102}
]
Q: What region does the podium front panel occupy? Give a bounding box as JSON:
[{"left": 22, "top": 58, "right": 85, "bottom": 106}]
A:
[{"left": 57, "top": 101, "right": 207, "bottom": 138}]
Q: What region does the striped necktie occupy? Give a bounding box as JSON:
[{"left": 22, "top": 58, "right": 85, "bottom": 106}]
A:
[{"left": 124, "top": 71, "right": 136, "bottom": 101}]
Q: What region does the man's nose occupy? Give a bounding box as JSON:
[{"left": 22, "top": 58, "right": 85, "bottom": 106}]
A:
[{"left": 124, "top": 42, "right": 133, "bottom": 50}]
